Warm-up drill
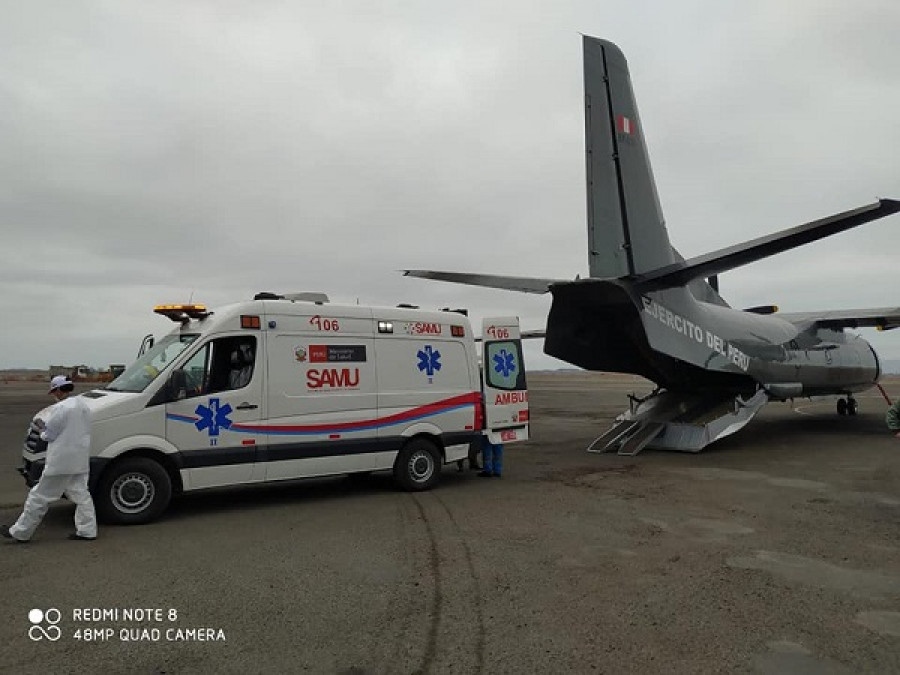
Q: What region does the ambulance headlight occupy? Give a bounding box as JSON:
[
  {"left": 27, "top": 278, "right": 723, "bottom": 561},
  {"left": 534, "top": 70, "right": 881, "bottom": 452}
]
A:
[{"left": 24, "top": 418, "right": 48, "bottom": 454}]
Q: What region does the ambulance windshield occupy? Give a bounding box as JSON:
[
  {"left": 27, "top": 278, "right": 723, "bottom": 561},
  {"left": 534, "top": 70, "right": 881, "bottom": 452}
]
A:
[{"left": 107, "top": 334, "right": 199, "bottom": 393}]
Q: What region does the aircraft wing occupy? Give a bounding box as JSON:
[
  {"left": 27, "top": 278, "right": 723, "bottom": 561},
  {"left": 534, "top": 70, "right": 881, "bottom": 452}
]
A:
[
  {"left": 403, "top": 270, "right": 562, "bottom": 294},
  {"left": 778, "top": 307, "right": 900, "bottom": 331},
  {"left": 636, "top": 199, "right": 900, "bottom": 290}
]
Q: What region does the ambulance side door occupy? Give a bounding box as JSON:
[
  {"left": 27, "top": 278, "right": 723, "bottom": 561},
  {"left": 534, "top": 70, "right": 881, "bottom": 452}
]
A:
[
  {"left": 482, "top": 317, "right": 529, "bottom": 444},
  {"left": 165, "top": 334, "right": 265, "bottom": 489}
]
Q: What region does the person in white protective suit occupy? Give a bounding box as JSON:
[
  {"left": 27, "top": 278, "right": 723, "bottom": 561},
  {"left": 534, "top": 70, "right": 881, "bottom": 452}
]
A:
[{"left": 3, "top": 376, "right": 98, "bottom": 543}]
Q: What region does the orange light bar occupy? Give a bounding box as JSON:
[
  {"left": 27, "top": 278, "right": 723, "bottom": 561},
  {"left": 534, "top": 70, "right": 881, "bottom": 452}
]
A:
[
  {"left": 154, "top": 304, "right": 207, "bottom": 313},
  {"left": 241, "top": 315, "right": 261, "bottom": 329},
  {"left": 451, "top": 325, "right": 465, "bottom": 337},
  {"left": 153, "top": 304, "right": 209, "bottom": 322}
]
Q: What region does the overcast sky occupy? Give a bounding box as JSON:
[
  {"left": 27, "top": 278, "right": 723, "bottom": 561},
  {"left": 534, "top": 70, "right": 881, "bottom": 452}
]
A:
[{"left": 1, "top": 0, "right": 898, "bottom": 371}]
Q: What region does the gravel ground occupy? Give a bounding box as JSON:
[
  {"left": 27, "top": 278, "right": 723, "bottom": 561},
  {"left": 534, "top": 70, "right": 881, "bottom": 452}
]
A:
[{"left": 1, "top": 373, "right": 899, "bottom": 674}]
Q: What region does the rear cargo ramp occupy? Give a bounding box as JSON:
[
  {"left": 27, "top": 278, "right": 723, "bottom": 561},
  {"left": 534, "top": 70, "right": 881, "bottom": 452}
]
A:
[{"left": 589, "top": 389, "right": 769, "bottom": 455}]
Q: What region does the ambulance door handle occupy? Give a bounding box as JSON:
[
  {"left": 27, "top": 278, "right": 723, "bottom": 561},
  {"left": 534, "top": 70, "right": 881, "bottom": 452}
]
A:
[{"left": 236, "top": 403, "right": 258, "bottom": 410}]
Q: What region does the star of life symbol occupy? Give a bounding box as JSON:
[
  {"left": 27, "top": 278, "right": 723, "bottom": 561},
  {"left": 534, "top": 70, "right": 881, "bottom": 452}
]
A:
[
  {"left": 28, "top": 608, "right": 62, "bottom": 641},
  {"left": 493, "top": 349, "right": 517, "bottom": 379},
  {"left": 417, "top": 345, "right": 442, "bottom": 382},
  {"left": 194, "top": 398, "right": 233, "bottom": 436}
]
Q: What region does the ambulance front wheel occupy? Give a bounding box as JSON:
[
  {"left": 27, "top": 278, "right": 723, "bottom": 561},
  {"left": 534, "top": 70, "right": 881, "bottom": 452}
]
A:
[
  {"left": 394, "top": 438, "right": 441, "bottom": 491},
  {"left": 96, "top": 457, "right": 173, "bottom": 525}
]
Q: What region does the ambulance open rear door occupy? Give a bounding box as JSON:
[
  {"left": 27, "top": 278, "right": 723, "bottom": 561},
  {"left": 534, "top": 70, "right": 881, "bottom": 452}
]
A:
[{"left": 482, "top": 317, "right": 529, "bottom": 444}]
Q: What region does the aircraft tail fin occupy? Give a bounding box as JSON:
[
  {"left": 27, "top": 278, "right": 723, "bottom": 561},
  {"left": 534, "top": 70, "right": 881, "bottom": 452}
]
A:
[{"left": 584, "top": 37, "right": 676, "bottom": 278}]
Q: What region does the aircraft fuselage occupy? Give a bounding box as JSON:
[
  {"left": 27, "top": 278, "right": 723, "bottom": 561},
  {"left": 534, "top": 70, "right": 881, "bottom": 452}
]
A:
[{"left": 544, "top": 279, "right": 879, "bottom": 398}]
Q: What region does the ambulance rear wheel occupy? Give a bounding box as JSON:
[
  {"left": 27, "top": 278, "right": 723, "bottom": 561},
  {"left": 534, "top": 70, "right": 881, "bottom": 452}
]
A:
[
  {"left": 394, "top": 439, "right": 441, "bottom": 491},
  {"left": 97, "top": 457, "right": 172, "bottom": 525}
]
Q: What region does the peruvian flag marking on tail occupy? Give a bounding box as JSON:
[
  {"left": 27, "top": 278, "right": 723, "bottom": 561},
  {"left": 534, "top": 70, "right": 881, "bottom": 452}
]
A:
[{"left": 617, "top": 115, "right": 634, "bottom": 135}]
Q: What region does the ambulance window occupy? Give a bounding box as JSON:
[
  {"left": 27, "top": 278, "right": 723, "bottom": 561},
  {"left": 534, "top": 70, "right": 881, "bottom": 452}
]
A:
[
  {"left": 177, "top": 336, "right": 257, "bottom": 398},
  {"left": 485, "top": 340, "right": 526, "bottom": 391},
  {"left": 179, "top": 344, "right": 211, "bottom": 397},
  {"left": 209, "top": 336, "right": 256, "bottom": 393}
]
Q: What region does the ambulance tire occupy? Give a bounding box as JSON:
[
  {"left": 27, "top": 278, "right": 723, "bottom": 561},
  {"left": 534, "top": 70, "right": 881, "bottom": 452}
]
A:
[
  {"left": 96, "top": 457, "right": 172, "bottom": 525},
  {"left": 394, "top": 438, "right": 441, "bottom": 491}
]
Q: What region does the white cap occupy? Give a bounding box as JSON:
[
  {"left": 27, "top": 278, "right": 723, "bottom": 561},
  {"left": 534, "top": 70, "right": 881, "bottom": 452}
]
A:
[{"left": 49, "top": 375, "right": 72, "bottom": 392}]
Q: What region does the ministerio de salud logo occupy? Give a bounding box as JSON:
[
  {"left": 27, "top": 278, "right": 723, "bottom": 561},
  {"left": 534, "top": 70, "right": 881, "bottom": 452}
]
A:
[{"left": 28, "top": 608, "right": 62, "bottom": 641}]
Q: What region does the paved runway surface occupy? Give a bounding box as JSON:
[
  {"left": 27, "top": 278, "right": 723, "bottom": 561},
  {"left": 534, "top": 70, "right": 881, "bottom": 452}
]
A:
[{"left": 1, "top": 373, "right": 899, "bottom": 674}]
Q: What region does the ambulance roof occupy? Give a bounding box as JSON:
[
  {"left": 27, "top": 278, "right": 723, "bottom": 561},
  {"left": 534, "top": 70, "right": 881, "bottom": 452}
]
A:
[{"left": 166, "top": 298, "right": 470, "bottom": 334}]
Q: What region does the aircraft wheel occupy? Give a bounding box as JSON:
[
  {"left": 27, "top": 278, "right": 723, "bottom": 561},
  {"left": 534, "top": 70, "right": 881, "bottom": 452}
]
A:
[
  {"left": 837, "top": 398, "right": 847, "bottom": 416},
  {"left": 847, "top": 398, "right": 858, "bottom": 416}
]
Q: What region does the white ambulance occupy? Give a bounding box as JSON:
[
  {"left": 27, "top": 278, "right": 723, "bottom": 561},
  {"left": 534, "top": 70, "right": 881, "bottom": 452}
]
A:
[{"left": 20, "top": 294, "right": 529, "bottom": 524}]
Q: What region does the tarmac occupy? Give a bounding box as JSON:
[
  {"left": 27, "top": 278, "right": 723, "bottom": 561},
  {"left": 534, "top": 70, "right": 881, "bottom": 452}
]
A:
[{"left": 1, "top": 372, "right": 899, "bottom": 674}]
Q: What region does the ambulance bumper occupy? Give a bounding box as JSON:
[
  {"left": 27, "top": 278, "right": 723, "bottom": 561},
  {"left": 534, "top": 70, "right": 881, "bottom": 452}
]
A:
[
  {"left": 18, "top": 459, "right": 40, "bottom": 488},
  {"left": 18, "top": 458, "right": 110, "bottom": 491}
]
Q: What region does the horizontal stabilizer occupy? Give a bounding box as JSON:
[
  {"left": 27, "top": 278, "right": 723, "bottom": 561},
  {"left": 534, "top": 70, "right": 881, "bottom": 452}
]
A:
[
  {"left": 779, "top": 307, "right": 900, "bottom": 332},
  {"left": 403, "top": 270, "right": 561, "bottom": 294},
  {"left": 636, "top": 199, "right": 900, "bottom": 290}
]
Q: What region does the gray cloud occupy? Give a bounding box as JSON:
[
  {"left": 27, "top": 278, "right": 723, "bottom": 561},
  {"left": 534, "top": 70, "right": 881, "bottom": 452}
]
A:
[{"left": 1, "top": 0, "right": 898, "bottom": 370}]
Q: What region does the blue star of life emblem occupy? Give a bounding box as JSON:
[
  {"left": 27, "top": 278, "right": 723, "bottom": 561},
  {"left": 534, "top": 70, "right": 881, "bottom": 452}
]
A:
[
  {"left": 417, "top": 345, "right": 442, "bottom": 378},
  {"left": 493, "top": 349, "right": 517, "bottom": 379},
  {"left": 194, "top": 398, "right": 233, "bottom": 437}
]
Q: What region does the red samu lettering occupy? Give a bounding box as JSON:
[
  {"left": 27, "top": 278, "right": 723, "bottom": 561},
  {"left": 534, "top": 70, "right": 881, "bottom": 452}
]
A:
[
  {"left": 411, "top": 322, "right": 442, "bottom": 335},
  {"left": 494, "top": 391, "right": 528, "bottom": 405},
  {"left": 307, "top": 368, "right": 360, "bottom": 389}
]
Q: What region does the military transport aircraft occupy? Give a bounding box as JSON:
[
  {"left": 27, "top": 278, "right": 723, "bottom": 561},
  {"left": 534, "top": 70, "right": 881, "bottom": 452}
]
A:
[{"left": 405, "top": 36, "right": 900, "bottom": 455}]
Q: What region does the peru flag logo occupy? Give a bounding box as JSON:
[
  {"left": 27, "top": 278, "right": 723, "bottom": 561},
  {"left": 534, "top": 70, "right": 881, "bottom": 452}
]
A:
[{"left": 616, "top": 115, "right": 634, "bottom": 135}]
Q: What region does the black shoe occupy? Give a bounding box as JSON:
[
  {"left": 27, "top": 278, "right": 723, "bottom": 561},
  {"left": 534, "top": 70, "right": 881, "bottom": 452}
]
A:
[
  {"left": 492, "top": 473, "right": 502, "bottom": 478},
  {"left": 478, "top": 471, "right": 493, "bottom": 478},
  {"left": 2, "top": 527, "right": 28, "bottom": 543},
  {"left": 470, "top": 464, "right": 482, "bottom": 471},
  {"left": 68, "top": 533, "right": 96, "bottom": 541}
]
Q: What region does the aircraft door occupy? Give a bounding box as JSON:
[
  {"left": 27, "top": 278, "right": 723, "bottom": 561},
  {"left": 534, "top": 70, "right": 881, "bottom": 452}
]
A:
[{"left": 482, "top": 317, "right": 529, "bottom": 443}]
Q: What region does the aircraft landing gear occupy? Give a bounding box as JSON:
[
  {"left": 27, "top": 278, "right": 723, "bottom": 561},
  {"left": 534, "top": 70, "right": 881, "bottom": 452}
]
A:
[{"left": 837, "top": 397, "right": 858, "bottom": 416}]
